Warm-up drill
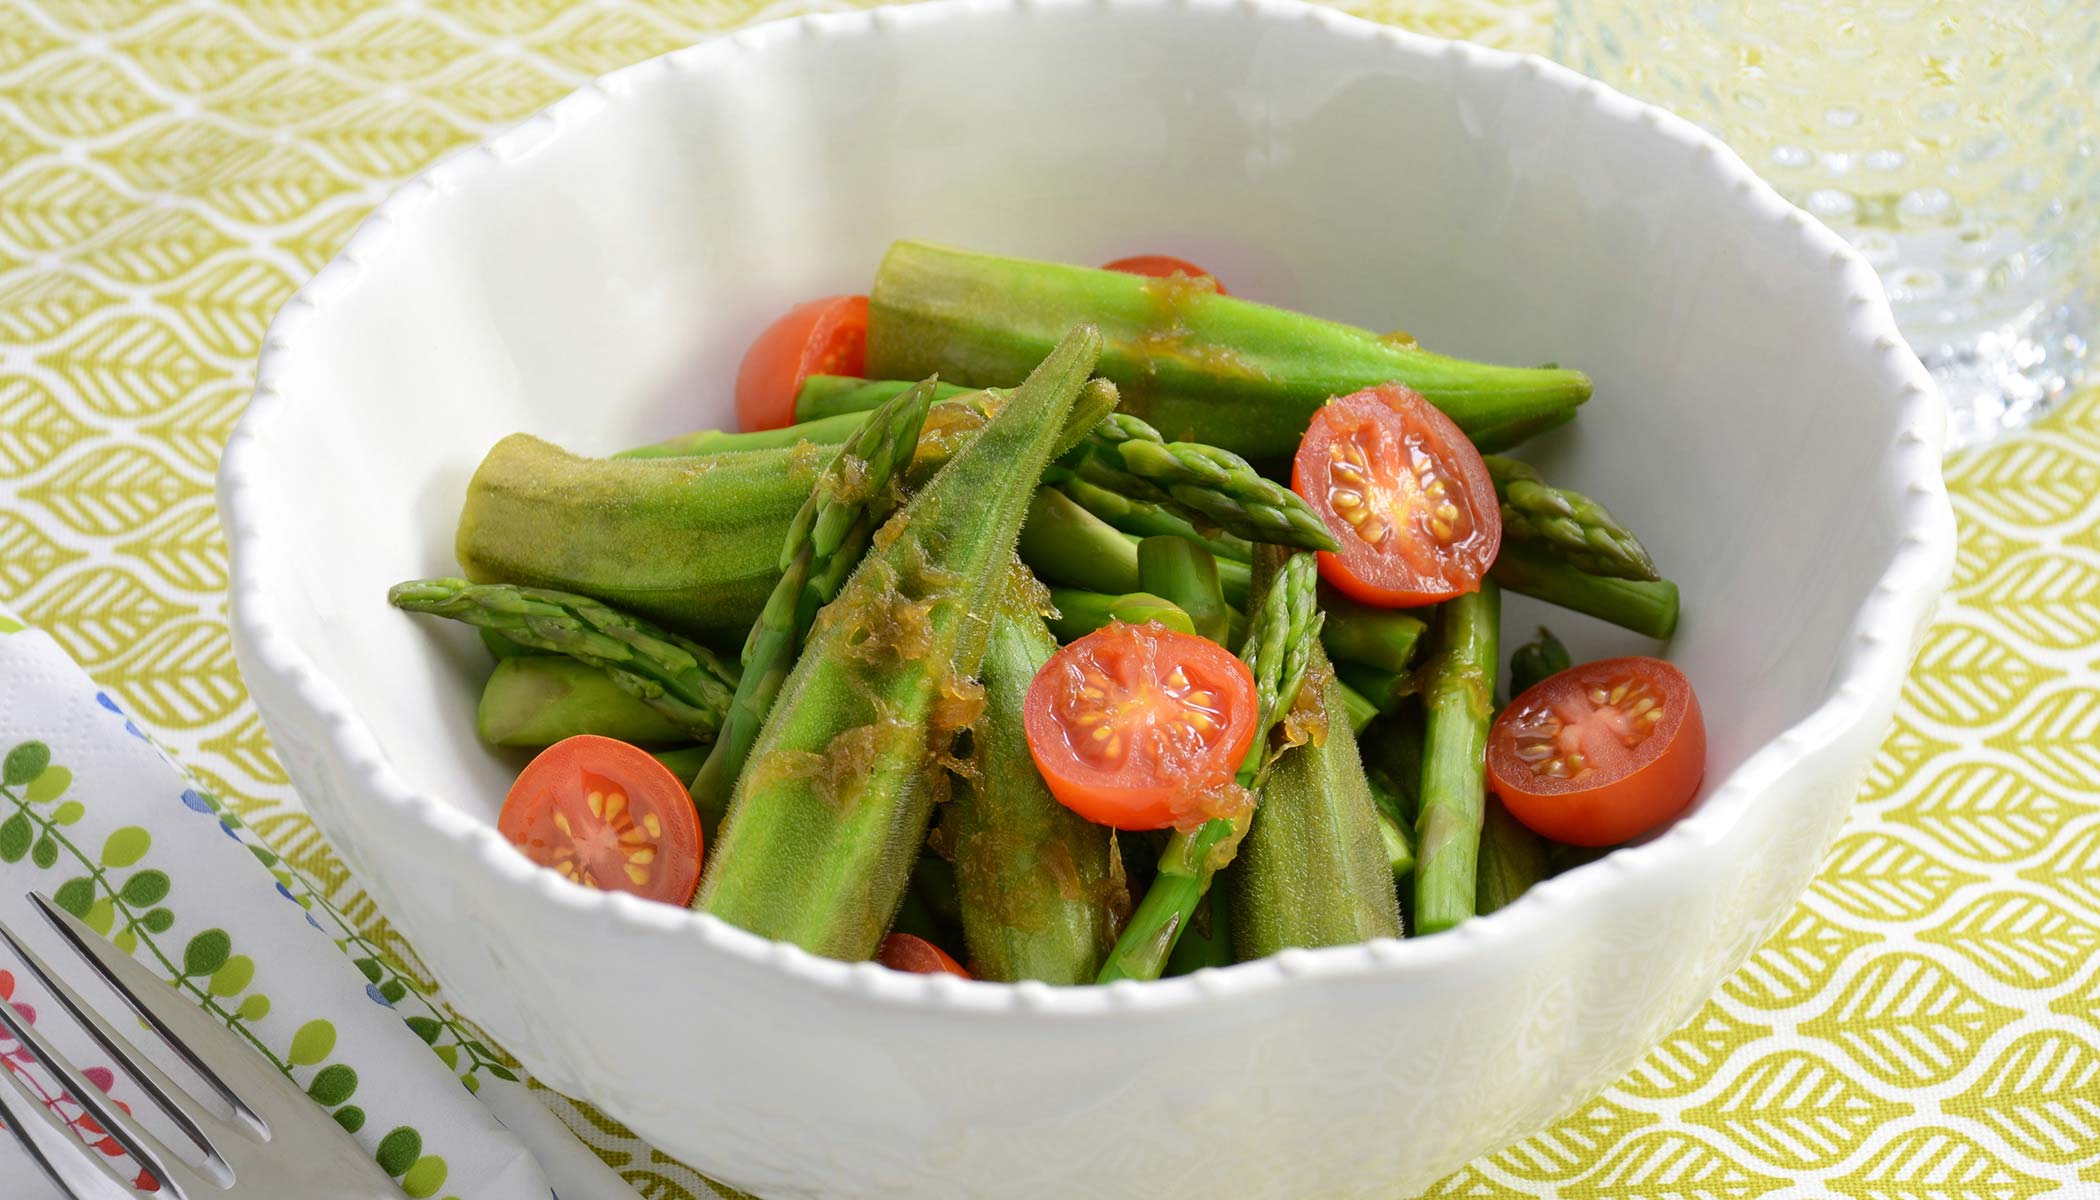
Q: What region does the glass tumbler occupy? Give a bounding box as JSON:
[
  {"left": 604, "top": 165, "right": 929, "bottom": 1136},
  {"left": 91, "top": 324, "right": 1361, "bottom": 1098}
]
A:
[{"left": 1559, "top": 1, "right": 2100, "bottom": 449}]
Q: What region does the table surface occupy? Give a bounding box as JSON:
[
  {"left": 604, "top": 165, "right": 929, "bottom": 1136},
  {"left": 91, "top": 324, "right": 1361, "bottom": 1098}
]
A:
[{"left": 0, "top": 1, "right": 2094, "bottom": 1197}]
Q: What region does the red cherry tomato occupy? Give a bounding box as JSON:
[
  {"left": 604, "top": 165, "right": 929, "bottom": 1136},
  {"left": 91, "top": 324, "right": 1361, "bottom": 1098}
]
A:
[
  {"left": 498, "top": 735, "right": 703, "bottom": 904},
  {"left": 1102, "top": 254, "right": 1229, "bottom": 295},
  {"left": 1292, "top": 384, "right": 1501, "bottom": 608},
  {"left": 1023, "top": 622, "right": 1259, "bottom": 831},
  {"left": 877, "top": 933, "right": 970, "bottom": 978},
  {"left": 734, "top": 294, "right": 869, "bottom": 431},
  {"left": 1488, "top": 657, "right": 1706, "bottom": 847}
]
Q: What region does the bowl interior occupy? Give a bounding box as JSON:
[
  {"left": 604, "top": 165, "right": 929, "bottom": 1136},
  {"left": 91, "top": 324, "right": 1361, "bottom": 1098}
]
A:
[{"left": 258, "top": 1, "right": 1912, "bottom": 862}]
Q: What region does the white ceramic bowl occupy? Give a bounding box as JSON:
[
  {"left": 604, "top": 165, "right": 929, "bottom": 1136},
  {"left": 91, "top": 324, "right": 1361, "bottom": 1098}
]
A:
[{"left": 220, "top": 1, "right": 1954, "bottom": 1195}]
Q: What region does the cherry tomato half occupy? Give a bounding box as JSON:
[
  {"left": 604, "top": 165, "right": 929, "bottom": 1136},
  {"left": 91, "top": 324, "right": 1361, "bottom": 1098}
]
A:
[
  {"left": 734, "top": 294, "right": 869, "bottom": 431},
  {"left": 1292, "top": 384, "right": 1501, "bottom": 608},
  {"left": 876, "top": 933, "right": 971, "bottom": 978},
  {"left": 1487, "top": 657, "right": 1706, "bottom": 847},
  {"left": 1102, "top": 254, "right": 1229, "bottom": 295},
  {"left": 498, "top": 735, "right": 703, "bottom": 904},
  {"left": 1024, "top": 622, "right": 1258, "bottom": 831}
]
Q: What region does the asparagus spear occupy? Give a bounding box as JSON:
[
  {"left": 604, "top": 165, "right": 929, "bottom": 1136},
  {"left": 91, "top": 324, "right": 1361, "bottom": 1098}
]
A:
[
  {"left": 1489, "top": 547, "right": 1679, "bottom": 639},
  {"left": 1507, "top": 626, "right": 1572, "bottom": 699},
  {"left": 1413, "top": 582, "right": 1500, "bottom": 935},
  {"left": 1137, "top": 536, "right": 1232, "bottom": 644},
  {"left": 1334, "top": 661, "right": 1410, "bottom": 716},
  {"left": 1476, "top": 797, "right": 1549, "bottom": 916},
  {"left": 1484, "top": 456, "right": 1658, "bottom": 581},
  {"left": 1054, "top": 476, "right": 1255, "bottom": 565},
  {"left": 1058, "top": 415, "right": 1336, "bottom": 551},
  {"left": 950, "top": 569, "right": 1125, "bottom": 984},
  {"left": 1376, "top": 809, "right": 1415, "bottom": 888},
  {"left": 1163, "top": 886, "right": 1234, "bottom": 975},
  {"left": 1469, "top": 408, "right": 1576, "bottom": 455},
  {"left": 1318, "top": 589, "right": 1428, "bottom": 674},
  {"left": 1096, "top": 549, "right": 1323, "bottom": 983},
  {"left": 477, "top": 656, "right": 693, "bottom": 748},
  {"left": 480, "top": 628, "right": 539, "bottom": 660},
  {"left": 695, "top": 327, "right": 1104, "bottom": 959},
  {"left": 685, "top": 380, "right": 938, "bottom": 836},
  {"left": 867, "top": 240, "right": 1592, "bottom": 461},
  {"left": 1230, "top": 645, "right": 1404, "bottom": 959},
  {"left": 1336, "top": 681, "right": 1380, "bottom": 735},
  {"left": 1046, "top": 589, "right": 1195, "bottom": 642},
  {"left": 649, "top": 745, "right": 709, "bottom": 779},
  {"left": 1020, "top": 488, "right": 1142, "bottom": 595},
  {"left": 389, "top": 579, "right": 738, "bottom": 738},
  {"left": 794, "top": 375, "right": 973, "bottom": 422},
  {"left": 1362, "top": 704, "right": 1427, "bottom": 825}
]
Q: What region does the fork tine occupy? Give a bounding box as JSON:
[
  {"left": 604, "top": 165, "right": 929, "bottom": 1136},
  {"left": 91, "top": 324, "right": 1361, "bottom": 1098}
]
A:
[
  {"left": 0, "top": 976, "right": 212, "bottom": 1200},
  {"left": 0, "top": 1058, "right": 136, "bottom": 1200},
  {"left": 0, "top": 918, "right": 225, "bottom": 1163},
  {"left": 31, "top": 893, "right": 264, "bottom": 1134}
]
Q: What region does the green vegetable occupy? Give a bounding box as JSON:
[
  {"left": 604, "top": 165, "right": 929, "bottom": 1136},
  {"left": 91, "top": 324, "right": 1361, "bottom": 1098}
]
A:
[
  {"left": 1053, "top": 476, "right": 1254, "bottom": 565},
  {"left": 909, "top": 852, "right": 965, "bottom": 943},
  {"left": 686, "top": 379, "right": 938, "bottom": 837},
  {"left": 1362, "top": 705, "right": 1426, "bottom": 825},
  {"left": 1318, "top": 590, "right": 1427, "bottom": 674},
  {"left": 1469, "top": 408, "right": 1576, "bottom": 454},
  {"left": 1377, "top": 809, "right": 1415, "bottom": 888},
  {"left": 950, "top": 573, "right": 1124, "bottom": 984},
  {"left": 695, "top": 327, "right": 1104, "bottom": 959},
  {"left": 794, "top": 375, "right": 974, "bottom": 422},
  {"left": 1020, "top": 487, "right": 1143, "bottom": 595},
  {"left": 1336, "top": 680, "right": 1379, "bottom": 735},
  {"left": 1413, "top": 582, "right": 1500, "bottom": 935},
  {"left": 1137, "top": 536, "right": 1231, "bottom": 644},
  {"left": 480, "top": 628, "right": 540, "bottom": 660},
  {"left": 476, "top": 656, "right": 693, "bottom": 748},
  {"left": 1096, "top": 549, "right": 1323, "bottom": 983},
  {"left": 1507, "top": 626, "right": 1572, "bottom": 699},
  {"left": 1057, "top": 415, "right": 1336, "bottom": 551},
  {"left": 388, "top": 579, "right": 738, "bottom": 739},
  {"left": 1163, "top": 886, "right": 1233, "bottom": 975},
  {"left": 1333, "top": 661, "right": 1410, "bottom": 716},
  {"left": 616, "top": 410, "right": 874, "bottom": 459},
  {"left": 866, "top": 240, "right": 1591, "bottom": 461},
  {"left": 1476, "top": 797, "right": 1549, "bottom": 916},
  {"left": 455, "top": 434, "right": 809, "bottom": 639},
  {"left": 1046, "top": 589, "right": 1194, "bottom": 642},
  {"left": 1484, "top": 456, "right": 1659, "bottom": 581},
  {"left": 1230, "top": 649, "right": 1403, "bottom": 958},
  {"left": 1489, "top": 547, "right": 1679, "bottom": 639},
  {"left": 649, "top": 744, "right": 710, "bottom": 779}
]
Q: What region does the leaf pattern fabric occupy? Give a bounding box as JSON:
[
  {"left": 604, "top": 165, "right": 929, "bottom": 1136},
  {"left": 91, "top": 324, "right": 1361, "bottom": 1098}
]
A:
[{"left": 0, "top": 1, "right": 2092, "bottom": 1197}]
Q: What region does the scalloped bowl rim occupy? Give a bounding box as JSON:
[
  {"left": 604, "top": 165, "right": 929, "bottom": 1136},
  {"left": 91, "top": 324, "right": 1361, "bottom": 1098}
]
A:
[{"left": 220, "top": 0, "right": 1953, "bottom": 1018}]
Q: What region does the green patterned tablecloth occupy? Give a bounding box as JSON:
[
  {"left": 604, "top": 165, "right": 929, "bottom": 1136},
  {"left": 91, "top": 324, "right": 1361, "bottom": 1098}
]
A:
[{"left": 0, "top": 1, "right": 2093, "bottom": 1196}]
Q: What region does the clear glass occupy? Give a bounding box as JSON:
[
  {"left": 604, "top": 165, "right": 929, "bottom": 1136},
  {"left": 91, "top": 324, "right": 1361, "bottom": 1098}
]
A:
[{"left": 1559, "top": 1, "right": 2100, "bottom": 449}]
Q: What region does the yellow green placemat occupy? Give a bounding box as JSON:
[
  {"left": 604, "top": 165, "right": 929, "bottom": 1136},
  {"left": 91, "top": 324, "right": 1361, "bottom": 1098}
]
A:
[{"left": 0, "top": 1, "right": 2092, "bottom": 1196}]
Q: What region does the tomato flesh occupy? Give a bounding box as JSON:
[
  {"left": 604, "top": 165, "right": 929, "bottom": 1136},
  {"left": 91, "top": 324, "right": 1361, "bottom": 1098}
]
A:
[
  {"left": 734, "top": 294, "right": 869, "bottom": 431},
  {"left": 877, "top": 933, "right": 970, "bottom": 978},
  {"left": 1292, "top": 384, "right": 1500, "bottom": 608},
  {"left": 498, "top": 735, "right": 703, "bottom": 904},
  {"left": 1102, "top": 254, "right": 1229, "bottom": 295},
  {"left": 1024, "top": 622, "right": 1258, "bottom": 831},
  {"left": 1488, "top": 657, "right": 1705, "bottom": 847}
]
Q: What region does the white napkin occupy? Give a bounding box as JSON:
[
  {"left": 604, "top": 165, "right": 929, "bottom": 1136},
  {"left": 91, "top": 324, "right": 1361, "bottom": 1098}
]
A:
[{"left": 0, "top": 605, "right": 618, "bottom": 1199}]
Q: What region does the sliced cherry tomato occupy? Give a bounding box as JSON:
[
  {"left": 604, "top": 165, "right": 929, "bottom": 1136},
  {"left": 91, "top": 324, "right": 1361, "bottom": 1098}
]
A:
[
  {"left": 734, "top": 294, "right": 869, "bottom": 431},
  {"left": 498, "top": 735, "right": 703, "bottom": 904},
  {"left": 1487, "top": 657, "right": 1706, "bottom": 847},
  {"left": 1102, "top": 254, "right": 1229, "bottom": 295},
  {"left": 876, "top": 933, "right": 970, "bottom": 978},
  {"left": 1024, "top": 622, "right": 1258, "bottom": 831},
  {"left": 1292, "top": 384, "right": 1501, "bottom": 608}
]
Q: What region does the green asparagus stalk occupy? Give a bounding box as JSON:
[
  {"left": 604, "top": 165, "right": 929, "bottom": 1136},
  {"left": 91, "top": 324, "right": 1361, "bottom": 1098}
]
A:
[
  {"left": 950, "top": 572, "right": 1125, "bottom": 983},
  {"left": 1163, "top": 886, "right": 1234, "bottom": 975},
  {"left": 695, "top": 327, "right": 1104, "bottom": 958},
  {"left": 649, "top": 745, "right": 710, "bottom": 779},
  {"left": 1020, "top": 487, "right": 1143, "bottom": 595},
  {"left": 1489, "top": 546, "right": 1679, "bottom": 639},
  {"left": 1413, "top": 582, "right": 1500, "bottom": 935},
  {"left": 867, "top": 240, "right": 1591, "bottom": 461},
  {"left": 1230, "top": 646, "right": 1404, "bottom": 959},
  {"left": 618, "top": 410, "right": 872, "bottom": 459},
  {"left": 1096, "top": 550, "right": 1323, "bottom": 983},
  {"left": 1476, "top": 797, "right": 1549, "bottom": 916},
  {"left": 1318, "top": 589, "right": 1428, "bottom": 674},
  {"left": 1378, "top": 811, "right": 1416, "bottom": 897},
  {"left": 477, "top": 656, "right": 694, "bottom": 748},
  {"left": 1362, "top": 705, "right": 1427, "bottom": 825},
  {"left": 1054, "top": 476, "right": 1255, "bottom": 564},
  {"left": 1058, "top": 414, "right": 1336, "bottom": 551},
  {"left": 794, "top": 375, "right": 974, "bottom": 422},
  {"left": 1485, "top": 456, "right": 1659, "bottom": 581},
  {"left": 1136, "top": 536, "right": 1232, "bottom": 644},
  {"left": 389, "top": 580, "right": 738, "bottom": 738},
  {"left": 1507, "top": 626, "right": 1572, "bottom": 699},
  {"left": 1336, "top": 681, "right": 1379, "bottom": 735},
  {"left": 1469, "top": 408, "right": 1576, "bottom": 455},
  {"left": 479, "top": 628, "right": 539, "bottom": 660},
  {"left": 685, "top": 380, "right": 939, "bottom": 836},
  {"left": 1334, "top": 661, "right": 1410, "bottom": 716},
  {"left": 1046, "top": 589, "right": 1194, "bottom": 642}
]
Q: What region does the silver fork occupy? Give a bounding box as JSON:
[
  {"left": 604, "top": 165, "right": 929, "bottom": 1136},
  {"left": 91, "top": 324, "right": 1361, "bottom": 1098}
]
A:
[{"left": 0, "top": 893, "right": 404, "bottom": 1199}]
